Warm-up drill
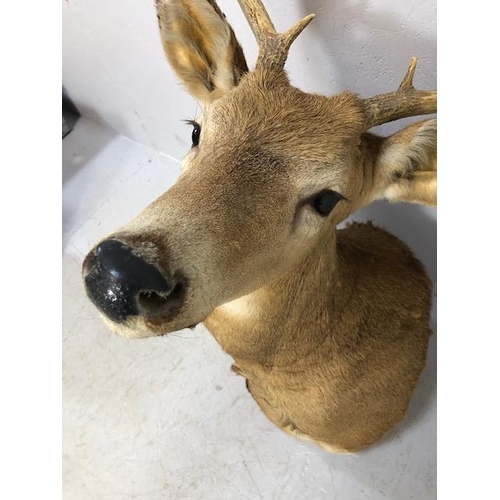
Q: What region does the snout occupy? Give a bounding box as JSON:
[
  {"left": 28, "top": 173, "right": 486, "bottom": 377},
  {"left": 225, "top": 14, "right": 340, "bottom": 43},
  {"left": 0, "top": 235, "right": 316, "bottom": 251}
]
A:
[{"left": 82, "top": 239, "right": 185, "bottom": 323}]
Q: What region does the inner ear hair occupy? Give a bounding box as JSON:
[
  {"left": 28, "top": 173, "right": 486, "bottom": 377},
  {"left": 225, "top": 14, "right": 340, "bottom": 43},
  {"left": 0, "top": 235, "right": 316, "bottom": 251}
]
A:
[
  {"left": 375, "top": 118, "right": 437, "bottom": 206},
  {"left": 156, "top": 0, "right": 248, "bottom": 102}
]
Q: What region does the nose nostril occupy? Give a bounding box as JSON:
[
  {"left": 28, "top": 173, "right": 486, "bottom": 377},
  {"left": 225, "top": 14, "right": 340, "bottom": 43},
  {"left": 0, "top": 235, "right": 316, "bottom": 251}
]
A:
[
  {"left": 137, "top": 283, "right": 184, "bottom": 316},
  {"left": 138, "top": 290, "right": 169, "bottom": 313}
]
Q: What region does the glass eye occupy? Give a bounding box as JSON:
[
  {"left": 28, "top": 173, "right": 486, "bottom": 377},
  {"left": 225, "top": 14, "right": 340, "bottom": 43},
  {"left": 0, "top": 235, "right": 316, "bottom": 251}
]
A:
[
  {"left": 312, "top": 190, "right": 343, "bottom": 216},
  {"left": 191, "top": 123, "right": 201, "bottom": 147}
]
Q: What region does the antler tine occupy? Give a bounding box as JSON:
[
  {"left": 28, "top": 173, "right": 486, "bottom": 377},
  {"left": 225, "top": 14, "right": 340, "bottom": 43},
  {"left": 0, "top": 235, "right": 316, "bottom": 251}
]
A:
[
  {"left": 282, "top": 15, "right": 316, "bottom": 51},
  {"left": 363, "top": 58, "right": 437, "bottom": 129},
  {"left": 237, "top": 0, "right": 315, "bottom": 68},
  {"left": 237, "top": 0, "right": 275, "bottom": 38},
  {"left": 399, "top": 57, "right": 418, "bottom": 89}
]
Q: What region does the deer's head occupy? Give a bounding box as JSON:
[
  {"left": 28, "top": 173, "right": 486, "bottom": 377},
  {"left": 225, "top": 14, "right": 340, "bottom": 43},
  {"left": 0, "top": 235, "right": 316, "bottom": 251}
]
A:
[{"left": 82, "top": 0, "right": 436, "bottom": 339}]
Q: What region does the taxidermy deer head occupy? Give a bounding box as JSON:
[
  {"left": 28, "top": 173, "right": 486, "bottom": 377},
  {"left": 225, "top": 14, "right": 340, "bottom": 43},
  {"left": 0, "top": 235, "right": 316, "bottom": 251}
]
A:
[{"left": 82, "top": 0, "right": 436, "bottom": 452}]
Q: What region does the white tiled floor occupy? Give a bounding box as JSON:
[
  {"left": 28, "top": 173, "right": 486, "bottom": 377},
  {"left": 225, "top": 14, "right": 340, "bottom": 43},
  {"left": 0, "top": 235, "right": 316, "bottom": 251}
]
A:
[{"left": 63, "top": 118, "right": 437, "bottom": 500}]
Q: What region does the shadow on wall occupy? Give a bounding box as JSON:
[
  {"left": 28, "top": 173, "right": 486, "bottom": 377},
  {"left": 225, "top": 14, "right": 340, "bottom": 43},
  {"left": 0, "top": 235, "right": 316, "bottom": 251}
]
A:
[
  {"left": 62, "top": 101, "right": 149, "bottom": 186},
  {"left": 62, "top": 105, "right": 123, "bottom": 246},
  {"left": 62, "top": 114, "right": 115, "bottom": 248},
  {"left": 62, "top": 106, "right": 116, "bottom": 186},
  {"left": 299, "top": 0, "right": 436, "bottom": 136}
]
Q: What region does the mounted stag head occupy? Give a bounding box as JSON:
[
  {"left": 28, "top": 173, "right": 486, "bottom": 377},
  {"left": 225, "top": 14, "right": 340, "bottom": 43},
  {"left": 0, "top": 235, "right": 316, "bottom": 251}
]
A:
[{"left": 83, "top": 0, "right": 436, "bottom": 453}]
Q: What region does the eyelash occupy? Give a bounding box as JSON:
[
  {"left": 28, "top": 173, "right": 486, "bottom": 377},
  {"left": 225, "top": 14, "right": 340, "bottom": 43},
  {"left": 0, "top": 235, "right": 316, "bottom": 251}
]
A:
[{"left": 184, "top": 120, "right": 201, "bottom": 147}]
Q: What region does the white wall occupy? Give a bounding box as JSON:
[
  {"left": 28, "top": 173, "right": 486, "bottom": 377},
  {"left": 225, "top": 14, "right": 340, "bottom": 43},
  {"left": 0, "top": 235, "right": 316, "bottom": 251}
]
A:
[{"left": 62, "top": 0, "right": 436, "bottom": 161}]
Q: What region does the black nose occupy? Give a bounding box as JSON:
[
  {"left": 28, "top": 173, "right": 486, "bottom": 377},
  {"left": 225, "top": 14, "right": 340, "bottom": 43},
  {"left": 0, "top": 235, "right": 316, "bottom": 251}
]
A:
[{"left": 83, "top": 239, "right": 179, "bottom": 322}]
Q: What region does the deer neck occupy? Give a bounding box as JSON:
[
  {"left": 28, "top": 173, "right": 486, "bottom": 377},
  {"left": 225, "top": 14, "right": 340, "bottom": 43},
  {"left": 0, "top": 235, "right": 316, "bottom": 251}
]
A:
[{"left": 204, "top": 227, "right": 347, "bottom": 367}]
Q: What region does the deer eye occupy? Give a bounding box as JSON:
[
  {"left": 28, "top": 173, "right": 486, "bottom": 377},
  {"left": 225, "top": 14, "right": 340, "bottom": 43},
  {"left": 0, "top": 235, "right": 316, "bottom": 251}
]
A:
[
  {"left": 312, "top": 190, "right": 343, "bottom": 216},
  {"left": 191, "top": 123, "right": 201, "bottom": 147}
]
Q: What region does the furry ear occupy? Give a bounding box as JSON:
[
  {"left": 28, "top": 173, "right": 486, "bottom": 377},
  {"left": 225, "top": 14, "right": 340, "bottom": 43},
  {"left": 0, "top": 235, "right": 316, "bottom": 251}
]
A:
[
  {"left": 156, "top": 0, "right": 248, "bottom": 102},
  {"left": 373, "top": 119, "right": 437, "bottom": 206}
]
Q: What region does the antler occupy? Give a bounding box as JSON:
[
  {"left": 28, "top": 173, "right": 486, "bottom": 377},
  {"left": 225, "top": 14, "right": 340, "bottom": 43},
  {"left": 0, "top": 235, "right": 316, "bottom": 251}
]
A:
[
  {"left": 362, "top": 58, "right": 437, "bottom": 129},
  {"left": 237, "top": 0, "right": 315, "bottom": 68}
]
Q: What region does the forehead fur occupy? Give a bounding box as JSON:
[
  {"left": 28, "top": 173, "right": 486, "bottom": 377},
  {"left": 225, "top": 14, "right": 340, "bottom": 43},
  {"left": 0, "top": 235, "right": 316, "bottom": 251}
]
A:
[{"left": 203, "top": 67, "right": 365, "bottom": 164}]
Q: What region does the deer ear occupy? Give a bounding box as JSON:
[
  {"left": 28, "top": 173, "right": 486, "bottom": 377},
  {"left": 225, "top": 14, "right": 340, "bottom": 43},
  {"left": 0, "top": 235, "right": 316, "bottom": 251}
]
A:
[
  {"left": 156, "top": 0, "right": 248, "bottom": 102},
  {"left": 373, "top": 119, "right": 437, "bottom": 206}
]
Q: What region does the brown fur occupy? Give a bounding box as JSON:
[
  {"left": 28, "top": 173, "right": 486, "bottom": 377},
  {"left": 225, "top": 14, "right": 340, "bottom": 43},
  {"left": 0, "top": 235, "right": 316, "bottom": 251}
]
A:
[
  {"left": 84, "top": 0, "right": 437, "bottom": 452},
  {"left": 205, "top": 222, "right": 431, "bottom": 452}
]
